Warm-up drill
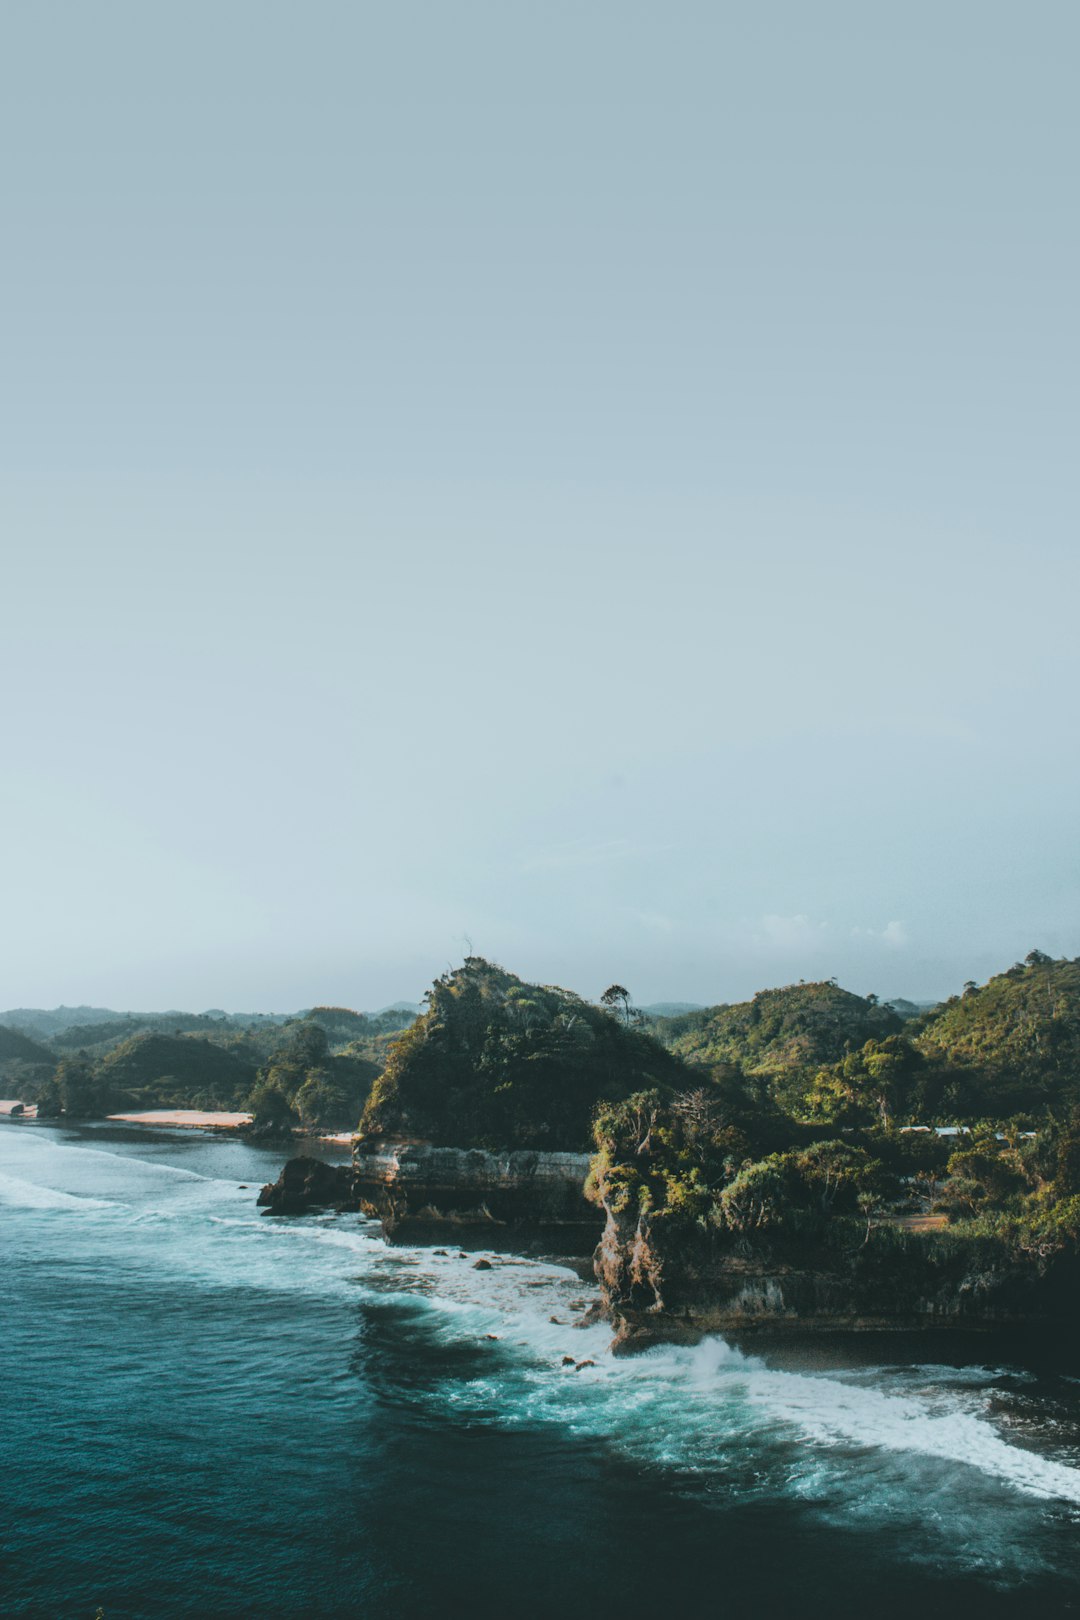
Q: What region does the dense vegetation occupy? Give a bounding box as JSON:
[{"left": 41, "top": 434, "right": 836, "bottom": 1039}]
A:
[
  {"left": 590, "top": 954, "right": 1080, "bottom": 1269},
  {"left": 912, "top": 952, "right": 1080, "bottom": 1115},
  {"left": 0, "top": 1023, "right": 56, "bottom": 1082},
  {"left": 650, "top": 982, "right": 902, "bottom": 1111},
  {"left": 360, "top": 958, "right": 689, "bottom": 1151},
  {"left": 646, "top": 957, "right": 1080, "bottom": 1129},
  {"left": 588, "top": 1083, "right": 1080, "bottom": 1268}
]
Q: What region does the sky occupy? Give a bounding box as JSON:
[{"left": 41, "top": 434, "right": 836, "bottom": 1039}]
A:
[{"left": 2, "top": 2, "right": 1078, "bottom": 1013}]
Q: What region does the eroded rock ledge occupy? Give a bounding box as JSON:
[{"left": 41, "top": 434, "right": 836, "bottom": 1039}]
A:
[
  {"left": 593, "top": 1202, "right": 1080, "bottom": 1354},
  {"left": 354, "top": 1139, "right": 600, "bottom": 1254}
]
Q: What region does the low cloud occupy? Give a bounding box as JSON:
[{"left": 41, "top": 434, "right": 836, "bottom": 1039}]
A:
[
  {"left": 756, "top": 913, "right": 830, "bottom": 950},
  {"left": 851, "top": 919, "right": 909, "bottom": 949}
]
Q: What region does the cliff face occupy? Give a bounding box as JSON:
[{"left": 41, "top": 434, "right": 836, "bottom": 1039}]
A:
[
  {"left": 353, "top": 1139, "right": 600, "bottom": 1253},
  {"left": 594, "top": 1201, "right": 1080, "bottom": 1354}
]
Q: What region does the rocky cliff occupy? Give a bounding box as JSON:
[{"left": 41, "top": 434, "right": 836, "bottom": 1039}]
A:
[
  {"left": 353, "top": 1139, "right": 600, "bottom": 1253},
  {"left": 593, "top": 1200, "right": 1080, "bottom": 1353}
]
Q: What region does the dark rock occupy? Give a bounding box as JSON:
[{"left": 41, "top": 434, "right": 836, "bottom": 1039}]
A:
[
  {"left": 574, "top": 1302, "right": 606, "bottom": 1328},
  {"left": 256, "top": 1157, "right": 354, "bottom": 1216},
  {"left": 574, "top": 1360, "right": 595, "bottom": 1371},
  {"left": 473, "top": 1258, "right": 493, "bottom": 1271},
  {"left": 561, "top": 1356, "right": 576, "bottom": 1366}
]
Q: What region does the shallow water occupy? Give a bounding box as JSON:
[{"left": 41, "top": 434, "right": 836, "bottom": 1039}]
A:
[{"left": 2, "top": 1123, "right": 1079, "bottom": 1618}]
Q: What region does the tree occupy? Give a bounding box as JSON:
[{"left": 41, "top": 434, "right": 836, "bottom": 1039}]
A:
[
  {"left": 600, "top": 985, "right": 633, "bottom": 1026},
  {"left": 279, "top": 1020, "right": 331, "bottom": 1067},
  {"left": 246, "top": 1079, "right": 299, "bottom": 1132},
  {"left": 294, "top": 1070, "right": 350, "bottom": 1130},
  {"left": 56, "top": 1057, "right": 101, "bottom": 1118}
]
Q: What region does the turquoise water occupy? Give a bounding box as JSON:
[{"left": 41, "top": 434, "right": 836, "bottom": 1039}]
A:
[{"left": 3, "top": 1123, "right": 1080, "bottom": 1618}]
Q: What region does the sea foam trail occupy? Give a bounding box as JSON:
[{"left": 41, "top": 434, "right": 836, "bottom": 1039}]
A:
[
  {"left": 691, "top": 1340, "right": 1080, "bottom": 1507},
  {"left": 0, "top": 1170, "right": 113, "bottom": 1211},
  {"left": 306, "top": 1234, "right": 1080, "bottom": 1516},
  {"left": 21, "top": 1138, "right": 210, "bottom": 1179}
]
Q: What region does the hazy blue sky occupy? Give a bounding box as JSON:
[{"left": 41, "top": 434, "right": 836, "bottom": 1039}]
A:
[{"left": 2, "top": 2, "right": 1077, "bottom": 1012}]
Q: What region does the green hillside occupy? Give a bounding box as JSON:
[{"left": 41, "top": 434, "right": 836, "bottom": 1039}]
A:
[
  {"left": 0, "top": 1024, "right": 56, "bottom": 1076},
  {"left": 914, "top": 952, "right": 1080, "bottom": 1115},
  {"left": 360, "top": 957, "right": 690, "bottom": 1151},
  {"left": 98, "top": 1034, "right": 259, "bottom": 1109},
  {"left": 245, "top": 1017, "right": 380, "bottom": 1133},
  {"left": 655, "top": 982, "right": 900, "bottom": 1082}
]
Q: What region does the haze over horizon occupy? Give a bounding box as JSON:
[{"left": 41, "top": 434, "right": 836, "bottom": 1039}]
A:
[{"left": 3, "top": 3, "right": 1078, "bottom": 1013}]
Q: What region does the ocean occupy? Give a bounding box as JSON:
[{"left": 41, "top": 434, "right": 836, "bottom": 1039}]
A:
[{"left": 2, "top": 1122, "right": 1079, "bottom": 1618}]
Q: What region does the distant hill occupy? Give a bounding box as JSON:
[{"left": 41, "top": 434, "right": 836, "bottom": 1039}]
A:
[
  {"left": 653, "top": 981, "right": 901, "bottom": 1083},
  {"left": 98, "top": 1034, "right": 259, "bottom": 1110},
  {"left": 361, "top": 957, "right": 690, "bottom": 1151},
  {"left": 640, "top": 1001, "right": 705, "bottom": 1018},
  {"left": 0, "top": 1024, "right": 57, "bottom": 1075},
  {"left": 2, "top": 1006, "right": 126, "bottom": 1038},
  {"left": 884, "top": 998, "right": 940, "bottom": 1022},
  {"left": 302, "top": 1005, "right": 417, "bottom": 1047}
]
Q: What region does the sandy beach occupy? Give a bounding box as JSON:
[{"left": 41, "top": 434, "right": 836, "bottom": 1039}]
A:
[{"left": 107, "top": 1110, "right": 253, "bottom": 1130}]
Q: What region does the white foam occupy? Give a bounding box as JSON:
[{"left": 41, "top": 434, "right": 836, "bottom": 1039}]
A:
[{"left": 0, "top": 1170, "right": 112, "bottom": 1211}]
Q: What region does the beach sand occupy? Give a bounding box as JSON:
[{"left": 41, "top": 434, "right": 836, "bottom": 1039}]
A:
[{"left": 107, "top": 1110, "right": 253, "bottom": 1130}]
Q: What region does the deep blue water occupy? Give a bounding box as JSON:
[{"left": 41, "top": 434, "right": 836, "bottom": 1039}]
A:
[{"left": 3, "top": 1123, "right": 1080, "bottom": 1619}]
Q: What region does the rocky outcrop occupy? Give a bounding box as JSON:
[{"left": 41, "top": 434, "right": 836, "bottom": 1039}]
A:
[
  {"left": 353, "top": 1139, "right": 600, "bottom": 1254},
  {"left": 594, "top": 1202, "right": 1080, "bottom": 1354},
  {"left": 257, "top": 1157, "right": 354, "bottom": 1215}
]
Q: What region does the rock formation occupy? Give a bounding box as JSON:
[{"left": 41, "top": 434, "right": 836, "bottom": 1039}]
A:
[
  {"left": 352, "top": 1139, "right": 600, "bottom": 1254},
  {"left": 592, "top": 1197, "right": 1080, "bottom": 1354},
  {"left": 256, "top": 1156, "right": 354, "bottom": 1215}
]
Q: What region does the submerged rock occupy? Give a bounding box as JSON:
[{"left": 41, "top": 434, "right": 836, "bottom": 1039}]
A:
[{"left": 256, "top": 1157, "right": 354, "bottom": 1216}]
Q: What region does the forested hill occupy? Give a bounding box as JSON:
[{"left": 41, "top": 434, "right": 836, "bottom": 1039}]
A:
[
  {"left": 360, "top": 957, "right": 690, "bottom": 1151},
  {"left": 914, "top": 952, "right": 1080, "bottom": 1114},
  {"left": 0, "top": 1024, "right": 56, "bottom": 1073},
  {"left": 651, "top": 982, "right": 901, "bottom": 1079}
]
